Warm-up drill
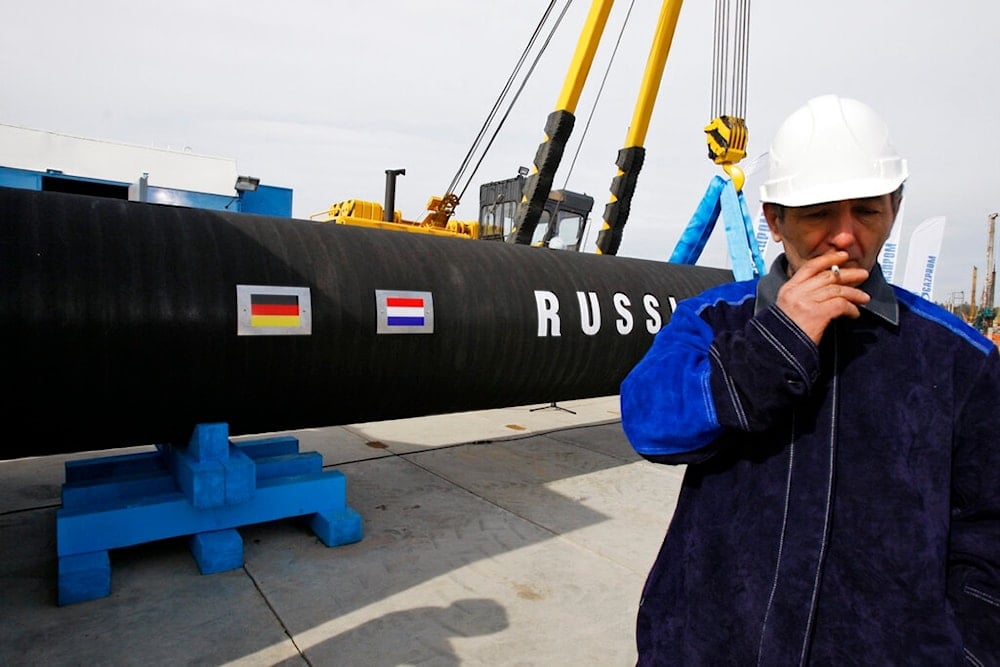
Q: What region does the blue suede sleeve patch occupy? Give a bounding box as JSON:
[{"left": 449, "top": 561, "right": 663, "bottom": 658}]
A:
[{"left": 621, "top": 282, "right": 756, "bottom": 458}]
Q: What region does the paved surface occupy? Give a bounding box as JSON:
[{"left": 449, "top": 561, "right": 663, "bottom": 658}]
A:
[{"left": 0, "top": 395, "right": 685, "bottom": 666}]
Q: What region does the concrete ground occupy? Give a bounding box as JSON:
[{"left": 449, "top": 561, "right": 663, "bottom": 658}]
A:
[{"left": 0, "top": 395, "right": 685, "bottom": 666}]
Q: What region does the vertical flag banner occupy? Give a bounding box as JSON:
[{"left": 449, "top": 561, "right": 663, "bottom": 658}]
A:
[
  {"left": 878, "top": 200, "right": 905, "bottom": 284},
  {"left": 752, "top": 204, "right": 781, "bottom": 268},
  {"left": 376, "top": 289, "right": 434, "bottom": 334},
  {"left": 900, "top": 216, "right": 947, "bottom": 301},
  {"left": 236, "top": 285, "right": 312, "bottom": 335}
]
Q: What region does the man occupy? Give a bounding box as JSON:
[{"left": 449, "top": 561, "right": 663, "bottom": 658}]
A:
[{"left": 621, "top": 95, "right": 1000, "bottom": 665}]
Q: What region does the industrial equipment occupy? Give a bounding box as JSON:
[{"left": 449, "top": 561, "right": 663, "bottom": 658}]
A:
[
  {"left": 311, "top": 0, "right": 749, "bottom": 258},
  {"left": 973, "top": 212, "right": 998, "bottom": 334},
  {"left": 0, "top": 3, "right": 768, "bottom": 460},
  {"left": 515, "top": 0, "right": 750, "bottom": 255},
  {"left": 479, "top": 171, "right": 596, "bottom": 250},
  {"left": 0, "top": 186, "right": 730, "bottom": 458},
  {"left": 310, "top": 168, "right": 594, "bottom": 250}
]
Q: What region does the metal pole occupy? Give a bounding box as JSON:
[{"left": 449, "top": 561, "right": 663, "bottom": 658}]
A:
[
  {"left": 986, "top": 212, "right": 997, "bottom": 308},
  {"left": 383, "top": 169, "right": 406, "bottom": 222}
]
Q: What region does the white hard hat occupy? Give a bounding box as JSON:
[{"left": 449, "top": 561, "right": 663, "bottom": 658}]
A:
[{"left": 759, "top": 95, "right": 908, "bottom": 207}]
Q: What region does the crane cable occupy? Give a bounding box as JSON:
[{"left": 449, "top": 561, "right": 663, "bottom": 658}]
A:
[
  {"left": 445, "top": 0, "right": 574, "bottom": 207},
  {"left": 710, "top": 0, "right": 750, "bottom": 120},
  {"left": 704, "top": 0, "right": 751, "bottom": 190}
]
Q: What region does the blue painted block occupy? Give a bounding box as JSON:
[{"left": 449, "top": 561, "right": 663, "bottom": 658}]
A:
[
  {"left": 162, "top": 436, "right": 258, "bottom": 508},
  {"left": 254, "top": 452, "right": 323, "bottom": 481},
  {"left": 188, "top": 422, "right": 230, "bottom": 462},
  {"left": 174, "top": 454, "right": 226, "bottom": 509},
  {"left": 190, "top": 529, "right": 244, "bottom": 574},
  {"left": 55, "top": 425, "right": 363, "bottom": 605},
  {"left": 64, "top": 450, "right": 165, "bottom": 483},
  {"left": 224, "top": 446, "right": 256, "bottom": 504},
  {"left": 62, "top": 467, "right": 176, "bottom": 510},
  {"left": 233, "top": 435, "right": 300, "bottom": 459},
  {"left": 57, "top": 471, "right": 355, "bottom": 556},
  {"left": 58, "top": 551, "right": 110, "bottom": 606},
  {"left": 309, "top": 507, "right": 364, "bottom": 547}
]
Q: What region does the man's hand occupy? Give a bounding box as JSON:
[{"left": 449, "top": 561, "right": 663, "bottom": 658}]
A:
[{"left": 776, "top": 251, "right": 870, "bottom": 345}]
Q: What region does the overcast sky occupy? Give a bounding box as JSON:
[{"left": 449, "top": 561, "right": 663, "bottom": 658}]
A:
[{"left": 3, "top": 1, "right": 998, "bottom": 305}]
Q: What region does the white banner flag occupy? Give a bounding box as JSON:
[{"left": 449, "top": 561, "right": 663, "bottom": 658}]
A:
[
  {"left": 877, "top": 200, "right": 905, "bottom": 284},
  {"left": 752, "top": 205, "right": 781, "bottom": 267},
  {"left": 900, "top": 216, "right": 947, "bottom": 300}
]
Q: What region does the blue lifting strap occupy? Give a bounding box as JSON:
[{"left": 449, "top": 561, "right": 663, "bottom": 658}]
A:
[{"left": 669, "top": 175, "right": 766, "bottom": 281}]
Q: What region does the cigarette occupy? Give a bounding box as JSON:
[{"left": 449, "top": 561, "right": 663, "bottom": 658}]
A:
[{"left": 830, "top": 265, "right": 841, "bottom": 277}]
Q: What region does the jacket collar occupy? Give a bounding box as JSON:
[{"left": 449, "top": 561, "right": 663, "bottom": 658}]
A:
[{"left": 755, "top": 254, "right": 899, "bottom": 325}]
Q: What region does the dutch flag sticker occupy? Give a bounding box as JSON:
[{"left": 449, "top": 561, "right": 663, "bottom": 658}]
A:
[{"left": 376, "top": 289, "right": 434, "bottom": 334}]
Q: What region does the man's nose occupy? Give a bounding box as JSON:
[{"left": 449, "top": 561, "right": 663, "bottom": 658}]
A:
[{"left": 828, "top": 209, "right": 858, "bottom": 248}]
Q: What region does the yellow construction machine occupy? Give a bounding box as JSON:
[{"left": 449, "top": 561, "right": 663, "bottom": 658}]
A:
[
  {"left": 311, "top": 0, "right": 750, "bottom": 256},
  {"left": 310, "top": 168, "right": 595, "bottom": 250}
]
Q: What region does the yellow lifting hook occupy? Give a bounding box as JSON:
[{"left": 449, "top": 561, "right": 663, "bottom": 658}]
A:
[{"left": 704, "top": 114, "right": 748, "bottom": 192}]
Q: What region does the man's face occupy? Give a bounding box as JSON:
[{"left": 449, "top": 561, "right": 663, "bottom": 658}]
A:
[{"left": 763, "top": 194, "right": 899, "bottom": 275}]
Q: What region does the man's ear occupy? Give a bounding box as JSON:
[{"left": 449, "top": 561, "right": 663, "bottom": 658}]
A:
[{"left": 762, "top": 203, "right": 782, "bottom": 242}]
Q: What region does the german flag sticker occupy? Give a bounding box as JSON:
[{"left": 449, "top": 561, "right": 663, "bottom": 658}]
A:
[{"left": 236, "top": 285, "right": 311, "bottom": 336}]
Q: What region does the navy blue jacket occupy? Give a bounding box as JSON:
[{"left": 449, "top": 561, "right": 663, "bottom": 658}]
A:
[{"left": 621, "top": 258, "right": 1000, "bottom": 665}]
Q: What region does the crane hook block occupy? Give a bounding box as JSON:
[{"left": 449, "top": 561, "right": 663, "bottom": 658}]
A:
[{"left": 704, "top": 115, "right": 748, "bottom": 166}]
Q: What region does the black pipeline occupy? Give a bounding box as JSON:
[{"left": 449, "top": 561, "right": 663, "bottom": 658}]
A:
[{"left": 0, "top": 187, "right": 732, "bottom": 457}]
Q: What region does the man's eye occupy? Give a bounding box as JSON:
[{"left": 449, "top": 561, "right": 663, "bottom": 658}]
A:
[{"left": 856, "top": 208, "right": 883, "bottom": 219}]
